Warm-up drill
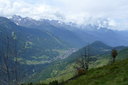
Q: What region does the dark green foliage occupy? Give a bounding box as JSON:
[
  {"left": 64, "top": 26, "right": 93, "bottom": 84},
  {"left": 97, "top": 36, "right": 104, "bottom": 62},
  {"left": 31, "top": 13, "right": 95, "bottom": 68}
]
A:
[
  {"left": 21, "top": 82, "right": 47, "bottom": 85},
  {"left": 49, "top": 80, "right": 58, "bottom": 85},
  {"left": 28, "top": 82, "right": 33, "bottom": 85}
]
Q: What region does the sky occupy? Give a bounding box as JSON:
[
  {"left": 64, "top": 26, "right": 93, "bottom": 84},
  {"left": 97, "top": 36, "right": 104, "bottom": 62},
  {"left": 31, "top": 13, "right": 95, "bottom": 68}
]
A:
[{"left": 0, "top": 0, "right": 128, "bottom": 30}]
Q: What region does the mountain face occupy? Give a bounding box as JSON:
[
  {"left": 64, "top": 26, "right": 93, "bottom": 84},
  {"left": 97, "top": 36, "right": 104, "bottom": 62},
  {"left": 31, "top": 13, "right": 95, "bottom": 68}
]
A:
[
  {"left": 71, "top": 26, "right": 128, "bottom": 47},
  {"left": 0, "top": 17, "right": 72, "bottom": 84},
  {"left": 11, "top": 15, "right": 86, "bottom": 48},
  {"left": 11, "top": 15, "right": 128, "bottom": 47},
  {"left": 0, "top": 17, "right": 70, "bottom": 63}
]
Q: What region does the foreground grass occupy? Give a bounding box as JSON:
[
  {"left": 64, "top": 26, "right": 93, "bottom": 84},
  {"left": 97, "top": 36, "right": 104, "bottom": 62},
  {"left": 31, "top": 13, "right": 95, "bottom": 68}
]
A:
[{"left": 66, "top": 59, "right": 128, "bottom": 85}]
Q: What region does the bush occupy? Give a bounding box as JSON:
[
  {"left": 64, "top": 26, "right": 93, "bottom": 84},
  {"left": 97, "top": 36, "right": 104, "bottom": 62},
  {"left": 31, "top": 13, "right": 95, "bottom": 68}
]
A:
[
  {"left": 49, "top": 80, "right": 58, "bottom": 85},
  {"left": 77, "top": 68, "right": 86, "bottom": 76}
]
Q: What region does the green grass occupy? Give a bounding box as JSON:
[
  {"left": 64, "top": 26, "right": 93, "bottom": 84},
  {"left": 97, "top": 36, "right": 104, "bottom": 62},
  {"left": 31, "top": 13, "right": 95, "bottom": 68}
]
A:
[
  {"left": 117, "top": 48, "right": 128, "bottom": 59},
  {"left": 42, "top": 63, "right": 76, "bottom": 84},
  {"left": 65, "top": 58, "right": 128, "bottom": 85},
  {"left": 37, "top": 57, "right": 109, "bottom": 84},
  {"left": 24, "top": 48, "right": 128, "bottom": 83}
]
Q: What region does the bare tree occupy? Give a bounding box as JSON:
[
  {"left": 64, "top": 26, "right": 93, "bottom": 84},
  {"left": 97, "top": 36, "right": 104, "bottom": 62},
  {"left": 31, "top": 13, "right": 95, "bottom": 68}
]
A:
[
  {"left": 12, "top": 31, "right": 19, "bottom": 85},
  {"left": 75, "top": 44, "right": 90, "bottom": 75}
]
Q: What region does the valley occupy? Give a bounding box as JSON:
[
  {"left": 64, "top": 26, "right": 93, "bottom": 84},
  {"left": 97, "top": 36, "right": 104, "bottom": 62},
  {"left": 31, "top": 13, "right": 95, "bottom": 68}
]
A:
[
  {"left": 0, "top": 16, "right": 128, "bottom": 85},
  {"left": 1, "top": 0, "right": 128, "bottom": 85}
]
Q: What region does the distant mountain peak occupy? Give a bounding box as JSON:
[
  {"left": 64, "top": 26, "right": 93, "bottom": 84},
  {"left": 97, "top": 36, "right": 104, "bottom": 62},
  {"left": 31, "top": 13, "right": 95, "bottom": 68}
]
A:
[
  {"left": 0, "top": 17, "right": 11, "bottom": 22},
  {"left": 89, "top": 41, "right": 111, "bottom": 49},
  {"left": 91, "top": 41, "right": 107, "bottom": 45},
  {"left": 0, "top": 17, "right": 17, "bottom": 27}
]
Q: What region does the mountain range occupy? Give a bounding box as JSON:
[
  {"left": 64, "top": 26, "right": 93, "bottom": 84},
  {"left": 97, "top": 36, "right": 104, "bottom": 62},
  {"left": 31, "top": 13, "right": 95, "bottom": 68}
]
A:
[
  {"left": 10, "top": 15, "right": 128, "bottom": 47},
  {"left": 0, "top": 15, "right": 128, "bottom": 84}
]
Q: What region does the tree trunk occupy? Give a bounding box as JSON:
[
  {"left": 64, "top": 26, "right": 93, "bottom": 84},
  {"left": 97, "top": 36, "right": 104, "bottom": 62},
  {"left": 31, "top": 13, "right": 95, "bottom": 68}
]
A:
[{"left": 113, "top": 57, "right": 115, "bottom": 63}]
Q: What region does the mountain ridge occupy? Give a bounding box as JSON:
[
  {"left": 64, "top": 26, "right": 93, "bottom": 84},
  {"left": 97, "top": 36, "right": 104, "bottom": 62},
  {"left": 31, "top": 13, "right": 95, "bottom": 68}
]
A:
[{"left": 10, "top": 15, "right": 128, "bottom": 47}]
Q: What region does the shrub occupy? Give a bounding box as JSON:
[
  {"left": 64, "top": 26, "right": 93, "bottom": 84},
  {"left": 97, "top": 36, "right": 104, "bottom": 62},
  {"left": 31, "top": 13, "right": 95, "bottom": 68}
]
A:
[
  {"left": 49, "top": 80, "right": 58, "bottom": 85},
  {"left": 77, "top": 68, "right": 86, "bottom": 76}
]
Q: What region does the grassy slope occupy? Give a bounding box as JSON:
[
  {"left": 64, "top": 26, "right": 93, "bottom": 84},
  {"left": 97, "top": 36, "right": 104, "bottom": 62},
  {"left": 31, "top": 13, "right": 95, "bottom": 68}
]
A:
[
  {"left": 66, "top": 59, "right": 128, "bottom": 85},
  {"left": 39, "top": 48, "right": 128, "bottom": 83},
  {"left": 24, "top": 47, "right": 127, "bottom": 84},
  {"left": 39, "top": 57, "right": 109, "bottom": 84}
]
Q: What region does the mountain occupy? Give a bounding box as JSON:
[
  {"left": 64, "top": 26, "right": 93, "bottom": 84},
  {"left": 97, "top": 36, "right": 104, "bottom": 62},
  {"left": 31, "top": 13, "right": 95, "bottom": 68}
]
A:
[
  {"left": 11, "top": 15, "right": 128, "bottom": 47},
  {"left": 10, "top": 15, "right": 86, "bottom": 48},
  {"left": 65, "top": 58, "right": 128, "bottom": 85},
  {"left": 0, "top": 17, "right": 73, "bottom": 84},
  {"left": 71, "top": 26, "right": 128, "bottom": 46},
  {"left": 2, "top": 15, "right": 128, "bottom": 84},
  {"left": 66, "top": 41, "right": 112, "bottom": 62},
  {"left": 0, "top": 17, "right": 69, "bottom": 60}
]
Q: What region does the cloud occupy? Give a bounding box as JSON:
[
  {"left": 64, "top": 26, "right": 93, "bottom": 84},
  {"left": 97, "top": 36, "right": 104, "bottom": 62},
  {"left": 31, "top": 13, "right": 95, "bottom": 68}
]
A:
[
  {"left": 0, "top": 0, "right": 60, "bottom": 19},
  {"left": 0, "top": 0, "right": 128, "bottom": 30}
]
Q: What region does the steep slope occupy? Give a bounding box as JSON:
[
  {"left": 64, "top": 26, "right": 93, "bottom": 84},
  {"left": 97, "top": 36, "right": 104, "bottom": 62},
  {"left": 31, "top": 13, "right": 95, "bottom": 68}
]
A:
[
  {"left": 0, "top": 17, "right": 68, "bottom": 60},
  {"left": 10, "top": 15, "right": 86, "bottom": 48},
  {"left": 66, "top": 58, "right": 128, "bottom": 85},
  {"left": 0, "top": 17, "right": 71, "bottom": 84},
  {"left": 11, "top": 15, "right": 128, "bottom": 48},
  {"left": 72, "top": 26, "right": 128, "bottom": 47}
]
